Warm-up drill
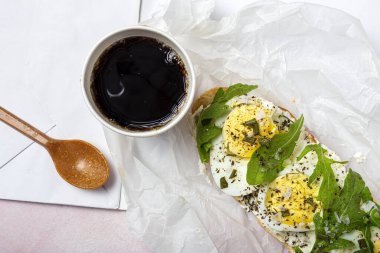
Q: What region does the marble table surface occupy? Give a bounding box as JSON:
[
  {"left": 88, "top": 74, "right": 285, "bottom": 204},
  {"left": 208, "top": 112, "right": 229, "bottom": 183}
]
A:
[{"left": 1, "top": 0, "right": 378, "bottom": 252}]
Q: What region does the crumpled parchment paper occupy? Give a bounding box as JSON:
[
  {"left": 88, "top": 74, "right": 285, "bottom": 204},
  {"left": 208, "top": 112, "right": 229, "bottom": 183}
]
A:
[{"left": 103, "top": 0, "right": 380, "bottom": 252}]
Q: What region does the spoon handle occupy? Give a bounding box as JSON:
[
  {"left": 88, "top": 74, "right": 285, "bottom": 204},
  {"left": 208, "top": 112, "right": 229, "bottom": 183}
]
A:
[{"left": 0, "top": 106, "right": 53, "bottom": 146}]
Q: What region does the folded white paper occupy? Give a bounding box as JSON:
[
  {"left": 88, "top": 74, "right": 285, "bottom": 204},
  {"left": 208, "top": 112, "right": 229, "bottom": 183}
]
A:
[
  {"left": 0, "top": 0, "right": 140, "bottom": 209},
  {"left": 104, "top": 0, "right": 380, "bottom": 252}
]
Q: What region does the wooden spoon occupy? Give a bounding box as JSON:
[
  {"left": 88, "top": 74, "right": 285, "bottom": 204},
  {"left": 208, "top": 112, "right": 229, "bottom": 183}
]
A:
[{"left": 0, "top": 107, "right": 109, "bottom": 189}]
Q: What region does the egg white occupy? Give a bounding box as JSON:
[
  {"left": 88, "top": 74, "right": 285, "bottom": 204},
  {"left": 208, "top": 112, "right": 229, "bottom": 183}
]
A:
[{"left": 210, "top": 134, "right": 254, "bottom": 196}]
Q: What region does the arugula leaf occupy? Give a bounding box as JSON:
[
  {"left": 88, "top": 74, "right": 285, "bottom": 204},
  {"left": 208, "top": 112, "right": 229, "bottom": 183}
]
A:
[
  {"left": 358, "top": 225, "right": 373, "bottom": 253},
  {"left": 362, "top": 186, "right": 373, "bottom": 203},
  {"left": 197, "top": 126, "right": 222, "bottom": 147},
  {"left": 213, "top": 87, "right": 225, "bottom": 102},
  {"left": 311, "top": 212, "right": 329, "bottom": 251},
  {"left": 311, "top": 170, "right": 373, "bottom": 252},
  {"left": 330, "top": 169, "right": 369, "bottom": 233},
  {"left": 213, "top": 83, "right": 258, "bottom": 103},
  {"left": 196, "top": 84, "right": 258, "bottom": 163},
  {"left": 293, "top": 247, "right": 303, "bottom": 253},
  {"left": 312, "top": 212, "right": 357, "bottom": 252},
  {"left": 297, "top": 144, "right": 347, "bottom": 209},
  {"left": 354, "top": 249, "right": 372, "bottom": 253},
  {"left": 246, "top": 115, "right": 304, "bottom": 185},
  {"left": 199, "top": 103, "right": 229, "bottom": 124},
  {"left": 324, "top": 238, "right": 355, "bottom": 251}
]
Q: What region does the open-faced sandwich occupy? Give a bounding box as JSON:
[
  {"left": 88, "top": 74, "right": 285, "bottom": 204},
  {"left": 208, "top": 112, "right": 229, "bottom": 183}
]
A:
[{"left": 193, "top": 83, "right": 380, "bottom": 253}]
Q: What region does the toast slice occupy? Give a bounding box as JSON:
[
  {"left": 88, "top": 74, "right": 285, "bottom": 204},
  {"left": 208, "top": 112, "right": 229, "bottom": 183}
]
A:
[
  {"left": 193, "top": 87, "right": 380, "bottom": 253},
  {"left": 192, "top": 87, "right": 317, "bottom": 253}
]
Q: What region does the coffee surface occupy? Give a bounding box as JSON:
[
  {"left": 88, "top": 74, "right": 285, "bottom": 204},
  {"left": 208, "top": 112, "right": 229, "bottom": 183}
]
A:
[{"left": 91, "top": 36, "right": 187, "bottom": 130}]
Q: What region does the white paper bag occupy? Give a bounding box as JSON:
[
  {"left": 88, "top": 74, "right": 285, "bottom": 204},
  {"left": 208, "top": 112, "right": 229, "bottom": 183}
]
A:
[{"left": 105, "top": 0, "right": 380, "bottom": 252}]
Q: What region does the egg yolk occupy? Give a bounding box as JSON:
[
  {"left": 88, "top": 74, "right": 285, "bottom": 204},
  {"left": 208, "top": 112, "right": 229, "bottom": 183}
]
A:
[
  {"left": 265, "top": 173, "right": 320, "bottom": 227},
  {"left": 374, "top": 240, "right": 380, "bottom": 253},
  {"left": 222, "top": 102, "right": 278, "bottom": 158}
]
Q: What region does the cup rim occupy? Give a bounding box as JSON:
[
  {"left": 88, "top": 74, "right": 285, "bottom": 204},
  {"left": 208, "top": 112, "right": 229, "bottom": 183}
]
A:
[{"left": 81, "top": 25, "right": 195, "bottom": 137}]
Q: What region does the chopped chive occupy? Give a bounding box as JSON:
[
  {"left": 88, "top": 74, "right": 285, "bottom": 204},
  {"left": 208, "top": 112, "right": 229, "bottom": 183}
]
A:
[
  {"left": 229, "top": 169, "right": 237, "bottom": 179},
  {"left": 220, "top": 177, "right": 228, "bottom": 189},
  {"left": 243, "top": 136, "right": 257, "bottom": 144},
  {"left": 304, "top": 197, "right": 314, "bottom": 205},
  {"left": 243, "top": 119, "right": 260, "bottom": 136}
]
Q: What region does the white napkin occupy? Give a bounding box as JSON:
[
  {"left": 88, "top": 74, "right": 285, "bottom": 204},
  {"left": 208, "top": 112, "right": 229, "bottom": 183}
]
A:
[
  {"left": 0, "top": 0, "right": 140, "bottom": 209},
  {"left": 104, "top": 0, "right": 380, "bottom": 252}
]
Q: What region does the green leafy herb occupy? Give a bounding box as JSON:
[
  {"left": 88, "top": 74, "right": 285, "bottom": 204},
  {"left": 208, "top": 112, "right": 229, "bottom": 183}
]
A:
[
  {"left": 220, "top": 177, "right": 228, "bottom": 189},
  {"left": 358, "top": 225, "right": 373, "bottom": 253},
  {"left": 312, "top": 212, "right": 356, "bottom": 252},
  {"left": 354, "top": 249, "right": 372, "bottom": 253},
  {"left": 361, "top": 186, "right": 373, "bottom": 203},
  {"left": 370, "top": 208, "right": 380, "bottom": 227},
  {"left": 258, "top": 137, "right": 270, "bottom": 148},
  {"left": 246, "top": 115, "right": 304, "bottom": 185},
  {"left": 324, "top": 238, "right": 355, "bottom": 251},
  {"left": 243, "top": 136, "right": 256, "bottom": 144},
  {"left": 328, "top": 169, "right": 369, "bottom": 233},
  {"left": 199, "top": 103, "right": 229, "bottom": 123},
  {"left": 229, "top": 169, "right": 237, "bottom": 179},
  {"left": 196, "top": 125, "right": 222, "bottom": 162},
  {"left": 242, "top": 118, "right": 260, "bottom": 136},
  {"left": 310, "top": 170, "right": 375, "bottom": 252},
  {"left": 297, "top": 144, "right": 347, "bottom": 209},
  {"left": 294, "top": 247, "right": 303, "bottom": 253},
  {"left": 213, "top": 83, "right": 258, "bottom": 103},
  {"left": 196, "top": 84, "right": 257, "bottom": 163}
]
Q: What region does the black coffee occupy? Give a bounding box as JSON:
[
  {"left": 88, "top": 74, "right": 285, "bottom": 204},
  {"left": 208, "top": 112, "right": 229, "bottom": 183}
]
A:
[{"left": 91, "top": 36, "right": 188, "bottom": 130}]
